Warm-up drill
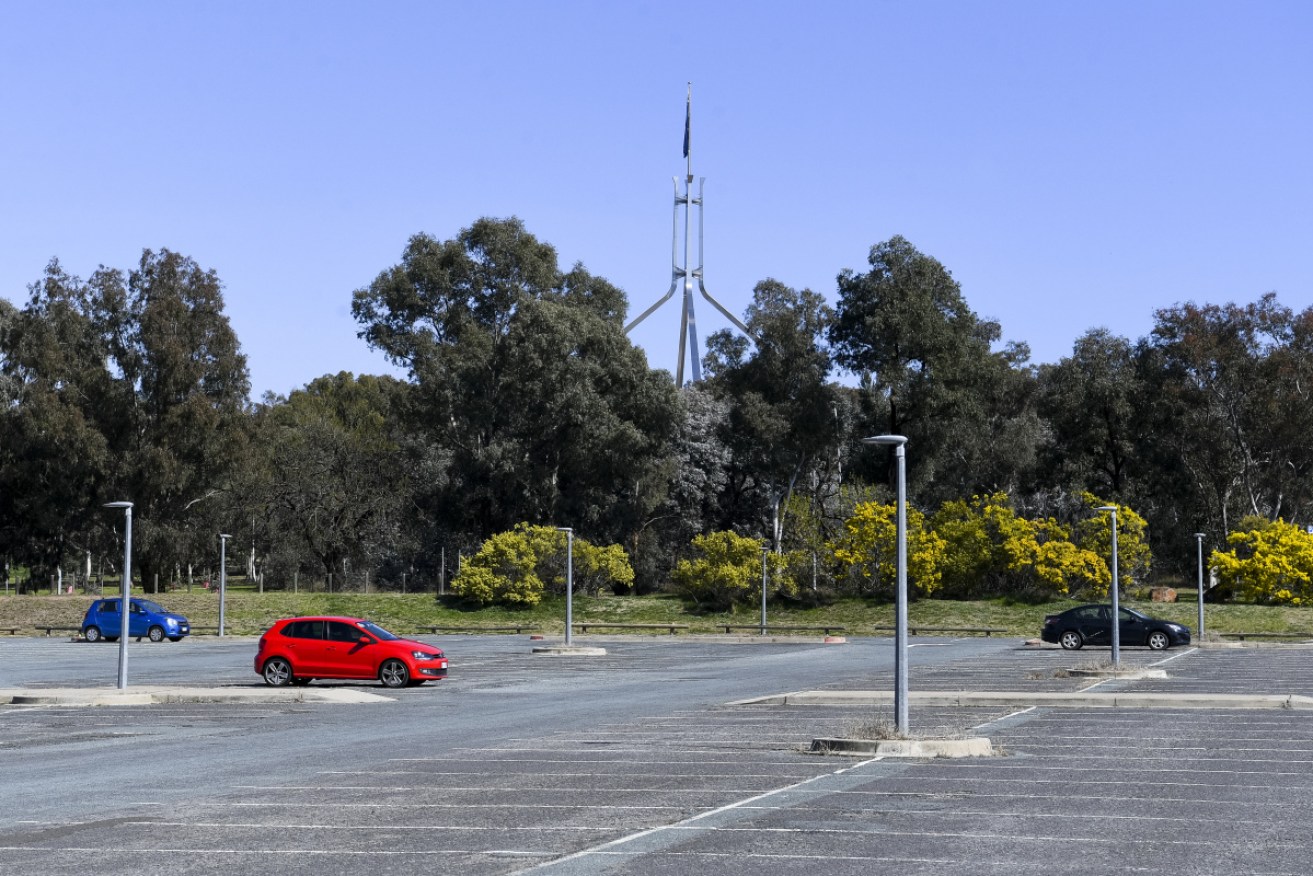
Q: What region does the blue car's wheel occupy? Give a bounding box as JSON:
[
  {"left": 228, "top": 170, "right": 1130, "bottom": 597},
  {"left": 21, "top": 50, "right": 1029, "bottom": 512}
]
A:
[
  {"left": 148, "top": 626, "right": 165, "bottom": 643},
  {"left": 84, "top": 626, "right": 102, "bottom": 643}
]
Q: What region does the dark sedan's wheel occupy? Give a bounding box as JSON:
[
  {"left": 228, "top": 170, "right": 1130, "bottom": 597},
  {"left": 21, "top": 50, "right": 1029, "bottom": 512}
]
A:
[
  {"left": 1059, "top": 630, "right": 1084, "bottom": 650},
  {"left": 148, "top": 625, "right": 165, "bottom": 643},
  {"left": 1147, "top": 630, "right": 1171, "bottom": 650},
  {"left": 262, "top": 657, "right": 293, "bottom": 687},
  {"left": 84, "top": 626, "right": 102, "bottom": 643},
  {"left": 379, "top": 659, "right": 410, "bottom": 688}
]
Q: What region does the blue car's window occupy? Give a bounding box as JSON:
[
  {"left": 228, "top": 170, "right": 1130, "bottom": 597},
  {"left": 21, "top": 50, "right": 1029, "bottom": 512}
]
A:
[
  {"left": 100, "top": 600, "right": 119, "bottom": 613},
  {"left": 137, "top": 600, "right": 165, "bottom": 614}
]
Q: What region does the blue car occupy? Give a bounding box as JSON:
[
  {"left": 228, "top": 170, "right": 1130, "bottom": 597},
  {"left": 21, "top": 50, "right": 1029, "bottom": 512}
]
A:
[{"left": 81, "top": 597, "right": 191, "bottom": 643}]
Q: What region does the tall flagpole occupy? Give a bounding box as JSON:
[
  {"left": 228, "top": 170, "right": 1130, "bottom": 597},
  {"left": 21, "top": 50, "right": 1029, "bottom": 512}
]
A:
[
  {"left": 681, "top": 84, "right": 700, "bottom": 383},
  {"left": 626, "top": 84, "right": 750, "bottom": 387}
]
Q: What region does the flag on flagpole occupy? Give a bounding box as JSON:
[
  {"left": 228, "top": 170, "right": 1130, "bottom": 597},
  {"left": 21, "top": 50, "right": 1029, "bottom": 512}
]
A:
[{"left": 683, "top": 86, "right": 690, "bottom": 158}]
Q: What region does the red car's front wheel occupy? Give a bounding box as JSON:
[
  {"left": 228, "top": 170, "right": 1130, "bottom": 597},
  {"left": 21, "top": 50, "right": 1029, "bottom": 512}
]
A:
[{"left": 379, "top": 659, "right": 410, "bottom": 688}]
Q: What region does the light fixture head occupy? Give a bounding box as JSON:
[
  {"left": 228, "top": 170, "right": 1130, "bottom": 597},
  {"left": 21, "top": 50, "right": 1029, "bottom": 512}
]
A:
[
  {"left": 103, "top": 501, "right": 133, "bottom": 509},
  {"left": 1096, "top": 505, "right": 1117, "bottom": 512},
  {"left": 862, "top": 434, "right": 908, "bottom": 446}
]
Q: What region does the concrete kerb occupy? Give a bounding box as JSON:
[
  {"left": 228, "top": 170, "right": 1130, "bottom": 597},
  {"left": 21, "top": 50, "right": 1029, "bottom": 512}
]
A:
[
  {"left": 734, "top": 689, "right": 1313, "bottom": 710},
  {"left": 530, "top": 644, "right": 608, "bottom": 656},
  {"left": 1063, "top": 667, "right": 1168, "bottom": 679},
  {"left": 0, "top": 686, "right": 393, "bottom": 706},
  {"left": 547, "top": 633, "right": 844, "bottom": 645},
  {"left": 811, "top": 736, "right": 995, "bottom": 758},
  {"left": 756, "top": 687, "right": 1313, "bottom": 756}
]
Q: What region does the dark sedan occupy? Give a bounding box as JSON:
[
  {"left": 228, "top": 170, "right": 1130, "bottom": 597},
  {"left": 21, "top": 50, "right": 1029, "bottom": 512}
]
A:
[{"left": 1042, "top": 604, "right": 1191, "bottom": 651}]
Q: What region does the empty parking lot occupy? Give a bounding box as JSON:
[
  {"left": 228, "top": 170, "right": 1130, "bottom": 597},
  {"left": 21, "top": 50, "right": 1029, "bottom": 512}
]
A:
[{"left": 1, "top": 635, "right": 1310, "bottom": 875}]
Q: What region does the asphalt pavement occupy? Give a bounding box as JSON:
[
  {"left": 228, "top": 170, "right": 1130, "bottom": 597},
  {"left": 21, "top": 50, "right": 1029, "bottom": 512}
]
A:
[{"left": 1, "top": 632, "right": 1310, "bottom": 875}]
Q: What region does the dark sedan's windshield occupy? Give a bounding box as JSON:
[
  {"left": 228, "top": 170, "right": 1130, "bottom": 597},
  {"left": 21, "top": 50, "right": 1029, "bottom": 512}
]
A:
[{"left": 358, "top": 621, "right": 399, "bottom": 641}]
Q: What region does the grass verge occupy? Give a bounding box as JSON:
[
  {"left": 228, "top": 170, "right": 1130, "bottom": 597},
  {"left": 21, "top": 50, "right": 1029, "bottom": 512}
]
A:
[{"left": 2, "top": 589, "right": 1312, "bottom": 638}]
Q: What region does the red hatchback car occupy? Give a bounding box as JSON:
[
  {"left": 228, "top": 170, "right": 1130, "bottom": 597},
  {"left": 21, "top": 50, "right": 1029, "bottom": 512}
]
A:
[{"left": 255, "top": 616, "right": 448, "bottom": 688}]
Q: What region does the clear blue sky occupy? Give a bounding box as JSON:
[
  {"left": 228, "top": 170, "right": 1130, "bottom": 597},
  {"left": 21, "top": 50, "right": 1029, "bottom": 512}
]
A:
[{"left": 3, "top": 1, "right": 1310, "bottom": 397}]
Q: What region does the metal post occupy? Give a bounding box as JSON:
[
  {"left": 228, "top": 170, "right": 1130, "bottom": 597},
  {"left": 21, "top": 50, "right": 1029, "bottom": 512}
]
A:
[
  {"left": 864, "top": 435, "right": 909, "bottom": 735},
  {"left": 558, "top": 528, "right": 573, "bottom": 646},
  {"left": 1098, "top": 506, "right": 1121, "bottom": 667},
  {"left": 1195, "top": 533, "right": 1206, "bottom": 641},
  {"left": 104, "top": 502, "right": 133, "bottom": 689},
  {"left": 760, "top": 547, "right": 769, "bottom": 635},
  {"left": 219, "top": 534, "right": 231, "bottom": 637}
]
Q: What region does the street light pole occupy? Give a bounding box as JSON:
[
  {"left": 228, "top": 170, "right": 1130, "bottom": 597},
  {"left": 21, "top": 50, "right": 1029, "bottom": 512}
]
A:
[
  {"left": 760, "top": 546, "right": 769, "bottom": 635},
  {"left": 1097, "top": 506, "right": 1121, "bottom": 668},
  {"left": 558, "top": 528, "right": 573, "bottom": 646},
  {"left": 864, "top": 435, "right": 909, "bottom": 735},
  {"left": 104, "top": 501, "right": 133, "bottom": 689},
  {"left": 219, "top": 534, "right": 231, "bottom": 637},
  {"left": 1195, "top": 533, "right": 1206, "bottom": 641}
]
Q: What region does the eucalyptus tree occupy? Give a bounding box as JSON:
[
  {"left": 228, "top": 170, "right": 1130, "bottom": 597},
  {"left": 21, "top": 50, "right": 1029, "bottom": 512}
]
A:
[
  {"left": 828, "top": 236, "right": 1041, "bottom": 505},
  {"left": 100, "top": 250, "right": 251, "bottom": 589},
  {"left": 352, "top": 217, "right": 680, "bottom": 548},
  {"left": 1036, "top": 329, "right": 1145, "bottom": 499},
  {"left": 245, "top": 373, "right": 414, "bottom": 588},
  {"left": 703, "top": 279, "right": 843, "bottom": 551},
  {"left": 0, "top": 263, "right": 113, "bottom": 585},
  {"left": 1143, "top": 293, "right": 1313, "bottom": 551},
  {"left": 0, "top": 252, "right": 249, "bottom": 591}
]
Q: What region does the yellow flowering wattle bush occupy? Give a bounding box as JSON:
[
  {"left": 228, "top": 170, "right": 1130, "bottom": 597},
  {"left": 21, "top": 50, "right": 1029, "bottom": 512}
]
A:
[
  {"left": 451, "top": 523, "right": 635, "bottom": 606},
  {"left": 1211, "top": 518, "right": 1313, "bottom": 604},
  {"left": 930, "top": 492, "right": 1109, "bottom": 599},
  {"left": 672, "top": 531, "right": 785, "bottom": 610},
  {"left": 828, "top": 501, "right": 945, "bottom": 597},
  {"left": 1075, "top": 494, "right": 1151, "bottom": 589}
]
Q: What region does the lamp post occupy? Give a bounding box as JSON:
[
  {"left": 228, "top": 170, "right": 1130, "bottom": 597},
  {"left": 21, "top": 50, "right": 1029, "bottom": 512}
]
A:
[
  {"left": 863, "top": 434, "right": 909, "bottom": 735},
  {"left": 558, "top": 528, "right": 573, "bottom": 646},
  {"left": 760, "top": 546, "right": 769, "bottom": 635},
  {"left": 104, "top": 501, "right": 133, "bottom": 689},
  {"left": 219, "top": 534, "right": 231, "bottom": 637},
  {"left": 1195, "top": 533, "right": 1206, "bottom": 641},
  {"left": 1097, "top": 505, "right": 1121, "bottom": 668}
]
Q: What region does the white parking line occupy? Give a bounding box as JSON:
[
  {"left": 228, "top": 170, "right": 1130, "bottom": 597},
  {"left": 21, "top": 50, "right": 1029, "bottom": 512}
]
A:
[{"left": 508, "top": 756, "right": 886, "bottom": 874}]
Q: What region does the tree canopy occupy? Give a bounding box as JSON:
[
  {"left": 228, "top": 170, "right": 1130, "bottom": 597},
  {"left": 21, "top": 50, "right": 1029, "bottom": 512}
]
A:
[{"left": 5, "top": 222, "right": 1312, "bottom": 600}]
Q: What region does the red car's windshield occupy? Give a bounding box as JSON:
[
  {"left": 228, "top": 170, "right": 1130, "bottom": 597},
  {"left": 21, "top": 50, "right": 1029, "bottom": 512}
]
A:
[{"left": 358, "top": 621, "right": 400, "bottom": 641}]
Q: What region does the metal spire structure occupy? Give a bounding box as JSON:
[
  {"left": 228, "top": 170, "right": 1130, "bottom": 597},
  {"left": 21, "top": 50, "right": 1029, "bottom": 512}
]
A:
[{"left": 625, "top": 84, "right": 750, "bottom": 387}]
